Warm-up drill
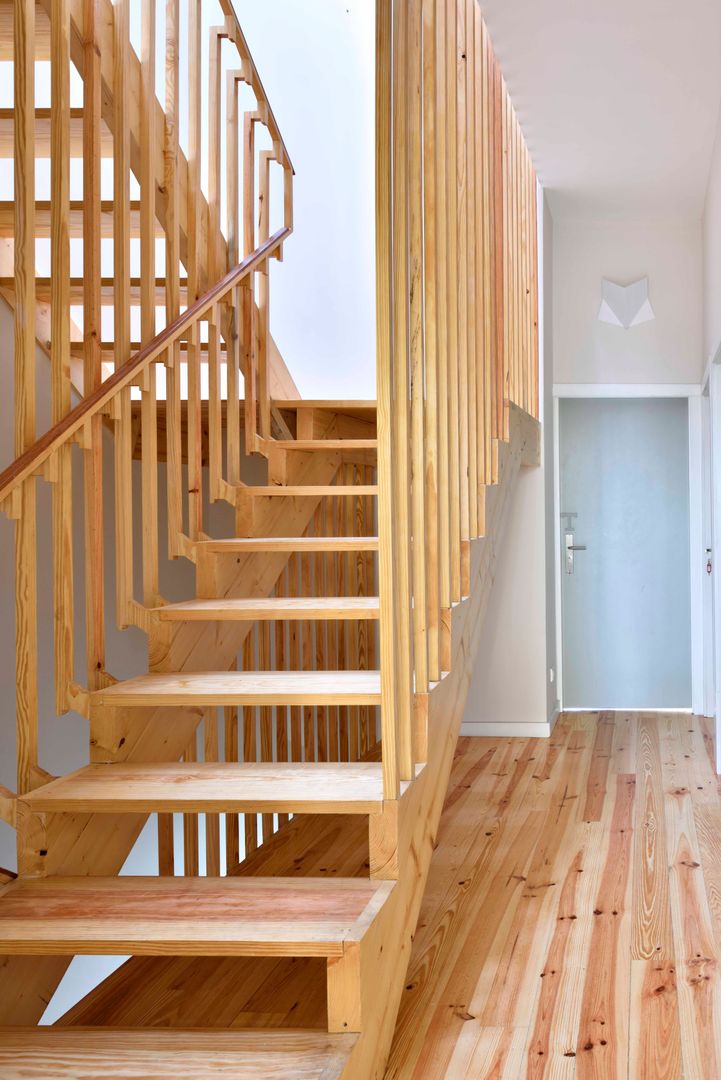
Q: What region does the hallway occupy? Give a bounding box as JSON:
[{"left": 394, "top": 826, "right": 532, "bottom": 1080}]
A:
[{"left": 387, "top": 713, "right": 720, "bottom": 1078}]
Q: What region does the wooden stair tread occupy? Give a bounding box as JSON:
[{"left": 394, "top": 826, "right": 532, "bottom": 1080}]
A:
[
  {"left": 270, "top": 439, "right": 378, "bottom": 451},
  {"left": 89, "top": 670, "right": 381, "bottom": 707},
  {"left": 0, "top": 875, "right": 394, "bottom": 956},
  {"left": 0, "top": 1029, "right": 356, "bottom": 1080},
  {"left": 246, "top": 485, "right": 378, "bottom": 497},
  {"left": 154, "top": 597, "right": 380, "bottom": 620},
  {"left": 21, "top": 761, "right": 386, "bottom": 815},
  {"left": 198, "top": 535, "right": 379, "bottom": 552}
]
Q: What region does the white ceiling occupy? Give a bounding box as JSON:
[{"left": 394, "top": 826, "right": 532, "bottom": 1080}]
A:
[{"left": 481, "top": 0, "right": 721, "bottom": 222}]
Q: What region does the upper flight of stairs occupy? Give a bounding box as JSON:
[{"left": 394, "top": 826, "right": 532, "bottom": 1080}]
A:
[{"left": 0, "top": 0, "right": 540, "bottom": 1075}]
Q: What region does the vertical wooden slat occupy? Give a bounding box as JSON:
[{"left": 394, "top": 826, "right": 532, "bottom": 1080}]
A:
[
  {"left": 434, "top": 0, "right": 451, "bottom": 612},
  {"left": 226, "top": 76, "right": 241, "bottom": 483},
  {"left": 224, "top": 705, "right": 240, "bottom": 867},
  {"left": 82, "top": 0, "right": 105, "bottom": 687},
  {"left": 165, "top": 0, "right": 183, "bottom": 556},
  {"left": 242, "top": 634, "right": 258, "bottom": 856},
  {"left": 481, "top": 22, "right": 493, "bottom": 484},
  {"left": 492, "top": 57, "right": 505, "bottom": 441},
  {"left": 51, "top": 0, "right": 73, "bottom": 713},
  {"left": 257, "top": 152, "right": 272, "bottom": 441},
  {"left": 446, "top": 0, "right": 461, "bottom": 602},
  {"left": 14, "top": 0, "right": 37, "bottom": 793},
  {"left": 259, "top": 619, "right": 274, "bottom": 841},
  {"left": 113, "top": 0, "right": 133, "bottom": 628},
  {"left": 391, "top": 0, "right": 415, "bottom": 779},
  {"left": 473, "top": 6, "right": 488, "bottom": 500},
  {"left": 243, "top": 113, "right": 257, "bottom": 452},
  {"left": 140, "top": 0, "right": 159, "bottom": 605},
  {"left": 531, "top": 162, "right": 540, "bottom": 418},
  {"left": 375, "top": 0, "right": 400, "bottom": 797},
  {"left": 465, "top": 0, "right": 478, "bottom": 537},
  {"left": 158, "top": 813, "right": 175, "bottom": 876},
  {"left": 183, "top": 732, "right": 199, "bottom": 876},
  {"left": 186, "top": 0, "right": 203, "bottom": 536},
  {"left": 204, "top": 710, "right": 221, "bottom": 875},
  {"left": 455, "top": 0, "right": 470, "bottom": 555},
  {"left": 207, "top": 306, "right": 223, "bottom": 502},
  {"left": 408, "top": 0, "right": 428, "bottom": 697}
]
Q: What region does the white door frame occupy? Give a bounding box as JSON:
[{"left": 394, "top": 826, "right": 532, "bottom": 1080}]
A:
[{"left": 553, "top": 383, "right": 704, "bottom": 713}]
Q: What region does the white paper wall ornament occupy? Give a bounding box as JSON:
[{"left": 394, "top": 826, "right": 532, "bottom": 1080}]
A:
[{"left": 598, "top": 277, "right": 655, "bottom": 329}]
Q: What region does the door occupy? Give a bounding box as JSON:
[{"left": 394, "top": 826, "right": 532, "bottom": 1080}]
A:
[{"left": 560, "top": 397, "right": 691, "bottom": 709}]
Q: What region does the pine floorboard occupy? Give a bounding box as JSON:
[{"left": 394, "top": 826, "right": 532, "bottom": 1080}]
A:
[{"left": 386, "top": 712, "right": 721, "bottom": 1079}]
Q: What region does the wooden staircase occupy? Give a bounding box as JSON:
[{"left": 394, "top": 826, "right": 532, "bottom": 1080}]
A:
[{"left": 0, "top": 0, "right": 540, "bottom": 1077}]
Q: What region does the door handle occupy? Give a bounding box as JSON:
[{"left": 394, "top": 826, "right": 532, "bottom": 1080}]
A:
[{"left": 564, "top": 531, "right": 587, "bottom": 574}]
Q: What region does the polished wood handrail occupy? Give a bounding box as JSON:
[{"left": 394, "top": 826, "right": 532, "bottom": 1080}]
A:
[{"left": 0, "top": 228, "right": 290, "bottom": 505}]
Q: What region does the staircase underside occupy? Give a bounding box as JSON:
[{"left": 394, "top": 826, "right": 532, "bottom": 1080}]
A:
[{"left": 32, "top": 404, "right": 540, "bottom": 1078}]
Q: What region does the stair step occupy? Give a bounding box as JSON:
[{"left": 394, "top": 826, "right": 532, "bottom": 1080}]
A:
[
  {"left": 154, "top": 597, "right": 380, "bottom": 621},
  {"left": 199, "top": 535, "right": 379, "bottom": 553},
  {"left": 0, "top": 201, "right": 156, "bottom": 239},
  {"left": 246, "top": 485, "right": 378, "bottom": 497},
  {"left": 0, "top": 108, "right": 113, "bottom": 158},
  {"left": 2, "top": 278, "right": 189, "bottom": 305},
  {"left": 89, "top": 670, "right": 381, "bottom": 708},
  {"left": 270, "top": 439, "right": 378, "bottom": 452},
  {"left": 20, "top": 761, "right": 385, "bottom": 815},
  {"left": 0, "top": 875, "right": 394, "bottom": 956},
  {"left": 0, "top": 1028, "right": 357, "bottom": 1080}
]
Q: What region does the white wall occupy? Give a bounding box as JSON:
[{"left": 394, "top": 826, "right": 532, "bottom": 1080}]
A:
[
  {"left": 554, "top": 219, "right": 703, "bottom": 385},
  {"left": 704, "top": 110, "right": 721, "bottom": 366},
  {"left": 236, "top": 1, "right": 376, "bottom": 400},
  {"left": 462, "top": 188, "right": 558, "bottom": 736}
]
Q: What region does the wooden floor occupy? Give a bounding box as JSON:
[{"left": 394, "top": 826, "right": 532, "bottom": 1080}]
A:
[{"left": 386, "top": 712, "right": 721, "bottom": 1079}]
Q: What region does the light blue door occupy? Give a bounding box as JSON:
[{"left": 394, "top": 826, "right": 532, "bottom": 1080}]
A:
[{"left": 560, "top": 398, "right": 691, "bottom": 709}]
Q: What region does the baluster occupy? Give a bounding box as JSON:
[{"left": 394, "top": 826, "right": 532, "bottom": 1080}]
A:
[
  {"left": 259, "top": 620, "right": 273, "bottom": 841},
  {"left": 204, "top": 710, "right": 221, "bottom": 875},
  {"left": 313, "top": 505, "right": 328, "bottom": 764},
  {"left": 531, "top": 161, "right": 540, "bottom": 418},
  {"left": 186, "top": 1, "right": 203, "bottom": 536},
  {"left": 243, "top": 113, "right": 258, "bottom": 452},
  {"left": 409, "top": 0, "right": 428, "bottom": 699},
  {"left": 275, "top": 589, "right": 289, "bottom": 824},
  {"left": 480, "top": 18, "right": 493, "bottom": 485},
  {"left": 113, "top": 0, "right": 133, "bottom": 628},
  {"left": 158, "top": 813, "right": 175, "bottom": 876},
  {"left": 420, "top": 0, "right": 441, "bottom": 686},
  {"left": 208, "top": 305, "right": 223, "bottom": 500},
  {"left": 455, "top": 0, "right": 470, "bottom": 557},
  {"left": 376, "top": 0, "right": 400, "bottom": 799},
  {"left": 226, "top": 75, "right": 241, "bottom": 482},
  {"left": 257, "top": 152, "right": 273, "bottom": 441},
  {"left": 445, "top": 0, "right": 462, "bottom": 603},
  {"left": 492, "top": 56, "right": 505, "bottom": 443},
  {"left": 242, "top": 634, "right": 258, "bottom": 856},
  {"left": 224, "top": 705, "right": 240, "bottom": 868},
  {"left": 183, "top": 730, "right": 199, "bottom": 876},
  {"left": 82, "top": 0, "right": 105, "bottom": 686},
  {"left": 323, "top": 504, "right": 339, "bottom": 762},
  {"left": 465, "top": 0, "right": 479, "bottom": 537},
  {"left": 14, "top": 0, "right": 38, "bottom": 795},
  {"left": 164, "top": 0, "right": 183, "bottom": 555},
  {"left": 140, "top": 0, "right": 159, "bottom": 605},
  {"left": 433, "top": 0, "right": 451, "bottom": 616},
  {"left": 392, "top": 0, "right": 415, "bottom": 779},
  {"left": 51, "top": 0, "right": 74, "bottom": 713}
]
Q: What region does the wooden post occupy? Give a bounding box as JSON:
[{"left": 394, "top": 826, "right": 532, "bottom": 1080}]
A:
[
  {"left": 186, "top": 0, "right": 203, "bottom": 536},
  {"left": 445, "top": 0, "right": 461, "bottom": 602}
]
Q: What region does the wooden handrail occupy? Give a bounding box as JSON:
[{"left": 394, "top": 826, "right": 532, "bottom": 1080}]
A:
[
  {"left": 218, "top": 0, "right": 295, "bottom": 175},
  {"left": 0, "top": 228, "right": 290, "bottom": 505}
]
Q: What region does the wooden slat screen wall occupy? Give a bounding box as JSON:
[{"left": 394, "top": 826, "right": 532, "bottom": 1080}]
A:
[{"left": 375, "top": 0, "right": 539, "bottom": 798}]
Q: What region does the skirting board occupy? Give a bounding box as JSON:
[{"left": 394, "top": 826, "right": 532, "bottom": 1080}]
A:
[{"left": 461, "top": 708, "right": 560, "bottom": 739}]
